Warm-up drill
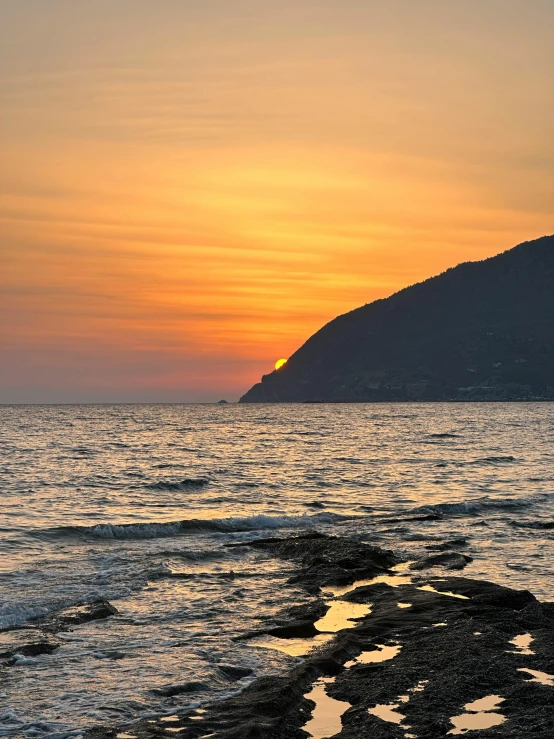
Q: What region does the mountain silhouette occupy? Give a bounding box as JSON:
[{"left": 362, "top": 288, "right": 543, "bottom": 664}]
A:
[{"left": 240, "top": 235, "right": 554, "bottom": 403}]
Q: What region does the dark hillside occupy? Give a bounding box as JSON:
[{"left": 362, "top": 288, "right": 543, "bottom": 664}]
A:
[{"left": 240, "top": 235, "right": 554, "bottom": 402}]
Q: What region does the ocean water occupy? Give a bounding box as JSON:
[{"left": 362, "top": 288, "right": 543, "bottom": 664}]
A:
[{"left": 1, "top": 402, "right": 553, "bottom": 737}]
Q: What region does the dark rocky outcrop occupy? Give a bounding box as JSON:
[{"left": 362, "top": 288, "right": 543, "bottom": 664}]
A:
[
  {"left": 0, "top": 599, "right": 118, "bottom": 668},
  {"left": 32, "top": 599, "right": 118, "bottom": 633},
  {"left": 240, "top": 234, "right": 554, "bottom": 402},
  {"left": 84, "top": 534, "right": 554, "bottom": 739},
  {"left": 151, "top": 682, "right": 212, "bottom": 697},
  {"left": 231, "top": 531, "right": 399, "bottom": 592},
  {"left": 409, "top": 551, "right": 473, "bottom": 570}
]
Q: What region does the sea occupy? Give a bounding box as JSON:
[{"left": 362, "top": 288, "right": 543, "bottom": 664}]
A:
[{"left": 1, "top": 402, "right": 553, "bottom": 737}]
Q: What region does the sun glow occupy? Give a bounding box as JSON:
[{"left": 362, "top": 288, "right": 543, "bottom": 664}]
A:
[{"left": 275, "top": 358, "right": 288, "bottom": 370}]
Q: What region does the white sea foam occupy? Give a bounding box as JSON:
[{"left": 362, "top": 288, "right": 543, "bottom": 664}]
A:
[{"left": 42, "top": 512, "right": 348, "bottom": 541}]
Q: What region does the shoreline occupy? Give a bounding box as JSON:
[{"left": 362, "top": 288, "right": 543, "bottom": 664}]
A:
[{"left": 79, "top": 532, "right": 554, "bottom": 739}]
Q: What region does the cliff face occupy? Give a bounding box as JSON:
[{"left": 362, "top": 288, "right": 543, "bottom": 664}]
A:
[{"left": 240, "top": 235, "right": 554, "bottom": 403}]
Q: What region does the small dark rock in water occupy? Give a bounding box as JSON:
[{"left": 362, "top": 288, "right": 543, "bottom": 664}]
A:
[
  {"left": 151, "top": 681, "right": 211, "bottom": 696},
  {"left": 236, "top": 600, "right": 328, "bottom": 642},
  {"left": 217, "top": 399, "right": 229, "bottom": 404},
  {"left": 33, "top": 599, "right": 118, "bottom": 632},
  {"left": 92, "top": 650, "right": 126, "bottom": 660},
  {"left": 217, "top": 664, "right": 254, "bottom": 681},
  {"left": 410, "top": 551, "right": 473, "bottom": 571},
  {"left": 426, "top": 538, "right": 469, "bottom": 551},
  {"left": 305, "top": 500, "right": 326, "bottom": 509},
  {"left": 0, "top": 632, "right": 60, "bottom": 666}
]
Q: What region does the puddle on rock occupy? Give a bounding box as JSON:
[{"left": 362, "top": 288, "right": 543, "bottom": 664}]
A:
[
  {"left": 465, "top": 696, "right": 504, "bottom": 712},
  {"left": 509, "top": 633, "right": 534, "bottom": 655},
  {"left": 447, "top": 695, "right": 505, "bottom": 735},
  {"left": 518, "top": 668, "right": 554, "bottom": 687},
  {"left": 369, "top": 702, "right": 408, "bottom": 724},
  {"left": 391, "top": 561, "right": 414, "bottom": 573},
  {"left": 302, "top": 677, "right": 351, "bottom": 739},
  {"left": 116, "top": 734, "right": 137, "bottom": 739},
  {"left": 417, "top": 584, "right": 469, "bottom": 600},
  {"left": 327, "top": 564, "right": 414, "bottom": 598},
  {"left": 345, "top": 643, "right": 401, "bottom": 668},
  {"left": 368, "top": 680, "right": 427, "bottom": 729},
  {"left": 160, "top": 717, "right": 180, "bottom": 723},
  {"left": 314, "top": 600, "right": 372, "bottom": 633},
  {"left": 251, "top": 634, "right": 332, "bottom": 657},
  {"left": 398, "top": 602, "right": 412, "bottom": 608}
]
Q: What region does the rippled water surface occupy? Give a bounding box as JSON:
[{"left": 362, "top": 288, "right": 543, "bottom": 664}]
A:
[{"left": 1, "top": 403, "right": 553, "bottom": 736}]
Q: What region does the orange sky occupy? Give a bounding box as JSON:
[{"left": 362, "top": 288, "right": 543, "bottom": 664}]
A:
[{"left": 1, "top": 1, "right": 553, "bottom": 402}]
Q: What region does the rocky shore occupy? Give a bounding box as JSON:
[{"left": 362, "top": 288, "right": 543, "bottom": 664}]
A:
[{"left": 74, "top": 533, "right": 554, "bottom": 738}]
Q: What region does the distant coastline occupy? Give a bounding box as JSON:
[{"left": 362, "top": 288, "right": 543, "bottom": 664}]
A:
[{"left": 241, "top": 235, "right": 554, "bottom": 404}]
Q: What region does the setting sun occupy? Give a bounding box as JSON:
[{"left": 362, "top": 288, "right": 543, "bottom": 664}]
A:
[{"left": 275, "top": 358, "right": 288, "bottom": 370}]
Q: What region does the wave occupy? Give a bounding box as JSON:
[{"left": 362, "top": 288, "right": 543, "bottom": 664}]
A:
[
  {"left": 36, "top": 512, "right": 349, "bottom": 541},
  {"left": 0, "top": 602, "right": 53, "bottom": 629},
  {"left": 427, "top": 433, "right": 460, "bottom": 439},
  {"left": 435, "top": 455, "right": 517, "bottom": 468},
  {"left": 0, "top": 594, "right": 114, "bottom": 630},
  {"left": 407, "top": 493, "right": 549, "bottom": 518},
  {"left": 475, "top": 455, "right": 517, "bottom": 464},
  {"left": 510, "top": 520, "right": 554, "bottom": 530},
  {"left": 146, "top": 478, "right": 209, "bottom": 491}
]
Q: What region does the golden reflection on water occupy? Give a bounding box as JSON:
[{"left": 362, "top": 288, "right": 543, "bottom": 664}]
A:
[
  {"left": 447, "top": 695, "right": 506, "bottom": 735},
  {"left": 368, "top": 701, "right": 408, "bottom": 725},
  {"left": 303, "top": 677, "right": 350, "bottom": 739},
  {"left": 518, "top": 668, "right": 554, "bottom": 686},
  {"left": 250, "top": 634, "right": 332, "bottom": 657},
  {"left": 509, "top": 633, "right": 534, "bottom": 655},
  {"left": 417, "top": 584, "right": 469, "bottom": 600},
  {"left": 327, "top": 570, "right": 412, "bottom": 598},
  {"left": 344, "top": 643, "right": 401, "bottom": 668},
  {"left": 314, "top": 600, "right": 372, "bottom": 633}
]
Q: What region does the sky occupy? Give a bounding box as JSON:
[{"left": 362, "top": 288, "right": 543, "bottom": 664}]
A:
[{"left": 1, "top": 0, "right": 553, "bottom": 403}]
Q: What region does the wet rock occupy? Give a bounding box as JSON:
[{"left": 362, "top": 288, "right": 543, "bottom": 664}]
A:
[
  {"left": 217, "top": 664, "right": 254, "bottom": 680},
  {"left": 236, "top": 599, "right": 328, "bottom": 641},
  {"left": 238, "top": 532, "right": 399, "bottom": 591},
  {"left": 267, "top": 621, "right": 320, "bottom": 639},
  {"left": 0, "top": 631, "right": 59, "bottom": 666},
  {"left": 33, "top": 599, "right": 118, "bottom": 632},
  {"left": 151, "top": 681, "right": 211, "bottom": 696},
  {"left": 84, "top": 535, "right": 554, "bottom": 739},
  {"left": 92, "top": 650, "right": 126, "bottom": 660},
  {"left": 425, "top": 538, "right": 469, "bottom": 551},
  {"left": 343, "top": 582, "right": 394, "bottom": 603},
  {"left": 410, "top": 551, "right": 473, "bottom": 571}
]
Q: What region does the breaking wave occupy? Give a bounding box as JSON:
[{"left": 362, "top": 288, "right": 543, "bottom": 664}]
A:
[{"left": 35, "top": 512, "right": 349, "bottom": 541}]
